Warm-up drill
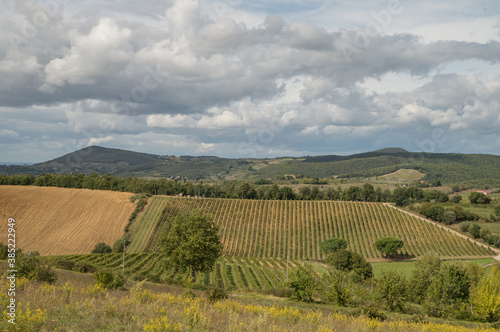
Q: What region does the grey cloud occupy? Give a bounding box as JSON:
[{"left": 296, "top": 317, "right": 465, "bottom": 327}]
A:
[{"left": 0, "top": 0, "right": 499, "bottom": 162}]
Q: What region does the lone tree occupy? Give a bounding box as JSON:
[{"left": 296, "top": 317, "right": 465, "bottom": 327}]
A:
[
  {"left": 320, "top": 238, "right": 348, "bottom": 255},
  {"left": 160, "top": 210, "right": 223, "bottom": 282},
  {"left": 374, "top": 237, "right": 404, "bottom": 258}
]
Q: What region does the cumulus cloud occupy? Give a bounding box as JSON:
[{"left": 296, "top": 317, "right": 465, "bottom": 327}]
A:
[
  {"left": 44, "top": 18, "right": 133, "bottom": 87},
  {"left": 88, "top": 136, "right": 114, "bottom": 146},
  {"left": 0, "top": 0, "right": 499, "bottom": 162}
]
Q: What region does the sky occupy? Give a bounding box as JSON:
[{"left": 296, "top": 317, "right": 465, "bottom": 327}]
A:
[{"left": 0, "top": 0, "right": 499, "bottom": 163}]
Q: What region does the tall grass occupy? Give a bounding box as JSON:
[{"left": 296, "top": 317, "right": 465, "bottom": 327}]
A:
[{"left": 0, "top": 278, "right": 497, "bottom": 331}]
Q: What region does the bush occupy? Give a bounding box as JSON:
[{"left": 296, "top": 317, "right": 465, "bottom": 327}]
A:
[
  {"left": 460, "top": 222, "right": 471, "bottom": 232},
  {"left": 323, "top": 270, "right": 352, "bottom": 306},
  {"left": 33, "top": 265, "right": 58, "bottom": 284},
  {"left": 408, "top": 252, "right": 441, "bottom": 304},
  {"left": 206, "top": 287, "right": 228, "bottom": 303},
  {"left": 442, "top": 211, "right": 457, "bottom": 225},
  {"left": 357, "top": 306, "right": 386, "bottom": 321},
  {"left": 451, "top": 195, "right": 462, "bottom": 204},
  {"left": 91, "top": 243, "right": 112, "bottom": 254},
  {"left": 480, "top": 228, "right": 492, "bottom": 239},
  {"left": 94, "top": 270, "right": 125, "bottom": 290},
  {"left": 469, "top": 192, "right": 491, "bottom": 204},
  {"left": 0, "top": 242, "right": 8, "bottom": 260},
  {"left": 112, "top": 238, "right": 129, "bottom": 253},
  {"left": 376, "top": 269, "right": 407, "bottom": 312},
  {"left": 52, "top": 259, "right": 96, "bottom": 273},
  {"left": 326, "top": 249, "right": 373, "bottom": 279},
  {"left": 287, "top": 264, "right": 320, "bottom": 302},
  {"left": 18, "top": 257, "right": 57, "bottom": 284},
  {"left": 470, "top": 224, "right": 481, "bottom": 239}
]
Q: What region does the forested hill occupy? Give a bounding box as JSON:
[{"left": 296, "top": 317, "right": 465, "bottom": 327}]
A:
[{"left": 0, "top": 146, "right": 499, "bottom": 186}]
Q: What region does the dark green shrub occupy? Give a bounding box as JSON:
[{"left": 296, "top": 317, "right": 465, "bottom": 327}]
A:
[
  {"left": 94, "top": 270, "right": 125, "bottom": 290},
  {"left": 459, "top": 222, "right": 470, "bottom": 232},
  {"left": 53, "top": 259, "right": 75, "bottom": 270},
  {"left": 17, "top": 257, "right": 41, "bottom": 279},
  {"left": 18, "top": 257, "right": 57, "bottom": 284},
  {"left": 73, "top": 263, "right": 96, "bottom": 274},
  {"left": 0, "top": 243, "right": 7, "bottom": 260},
  {"left": 376, "top": 269, "right": 407, "bottom": 312},
  {"left": 480, "top": 229, "right": 492, "bottom": 239},
  {"left": 358, "top": 306, "right": 386, "bottom": 321},
  {"left": 441, "top": 211, "right": 457, "bottom": 225},
  {"left": 91, "top": 243, "right": 112, "bottom": 254},
  {"left": 469, "top": 192, "right": 491, "bottom": 204},
  {"left": 206, "top": 287, "right": 228, "bottom": 303},
  {"left": 326, "top": 249, "right": 373, "bottom": 279},
  {"left": 147, "top": 274, "right": 162, "bottom": 284},
  {"left": 112, "top": 238, "right": 128, "bottom": 253},
  {"left": 33, "top": 265, "right": 58, "bottom": 284},
  {"left": 287, "top": 264, "right": 320, "bottom": 302},
  {"left": 470, "top": 225, "right": 481, "bottom": 239}
]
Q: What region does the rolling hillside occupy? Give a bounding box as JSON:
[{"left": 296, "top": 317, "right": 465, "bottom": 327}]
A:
[
  {"left": 0, "top": 186, "right": 135, "bottom": 255},
  {"left": 1, "top": 146, "right": 499, "bottom": 186},
  {"left": 128, "top": 196, "right": 495, "bottom": 260}
]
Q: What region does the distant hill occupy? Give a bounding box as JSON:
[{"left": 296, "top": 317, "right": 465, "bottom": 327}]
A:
[{"left": 0, "top": 146, "right": 499, "bottom": 186}]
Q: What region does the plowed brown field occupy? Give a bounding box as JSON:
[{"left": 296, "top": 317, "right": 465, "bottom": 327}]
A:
[{"left": 0, "top": 186, "right": 135, "bottom": 255}]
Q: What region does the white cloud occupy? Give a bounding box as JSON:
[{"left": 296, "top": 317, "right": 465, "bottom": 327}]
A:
[
  {"left": 44, "top": 18, "right": 133, "bottom": 87},
  {"left": 146, "top": 114, "right": 196, "bottom": 128},
  {"left": 0, "top": 129, "right": 20, "bottom": 137},
  {"left": 88, "top": 136, "right": 114, "bottom": 146},
  {"left": 300, "top": 126, "right": 319, "bottom": 135},
  {"left": 0, "top": 0, "right": 499, "bottom": 162}
]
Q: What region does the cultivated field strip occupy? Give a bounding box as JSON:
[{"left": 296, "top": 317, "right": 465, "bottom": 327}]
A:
[
  {"left": 129, "top": 197, "right": 494, "bottom": 260},
  {"left": 0, "top": 186, "right": 135, "bottom": 255},
  {"left": 48, "top": 254, "right": 296, "bottom": 291}
]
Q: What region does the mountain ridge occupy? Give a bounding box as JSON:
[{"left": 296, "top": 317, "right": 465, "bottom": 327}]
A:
[{"left": 0, "top": 146, "right": 499, "bottom": 186}]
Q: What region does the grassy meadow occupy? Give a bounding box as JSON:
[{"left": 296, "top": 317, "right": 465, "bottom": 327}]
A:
[{"left": 1, "top": 262, "right": 499, "bottom": 332}]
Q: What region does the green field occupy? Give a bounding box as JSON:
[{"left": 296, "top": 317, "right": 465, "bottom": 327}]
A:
[
  {"left": 127, "top": 197, "right": 495, "bottom": 260},
  {"left": 471, "top": 222, "right": 500, "bottom": 234},
  {"left": 371, "top": 258, "right": 497, "bottom": 278}
]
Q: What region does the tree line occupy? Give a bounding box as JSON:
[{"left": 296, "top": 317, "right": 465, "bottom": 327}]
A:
[{"left": 0, "top": 173, "right": 458, "bottom": 204}]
